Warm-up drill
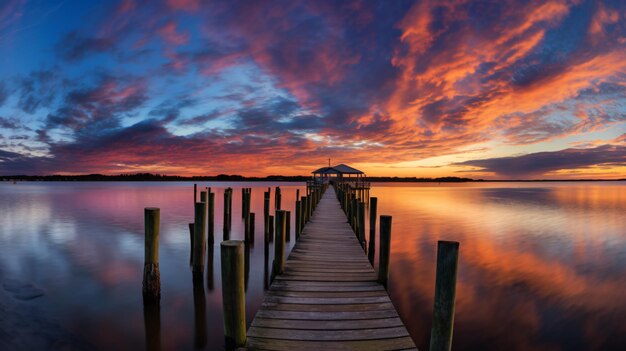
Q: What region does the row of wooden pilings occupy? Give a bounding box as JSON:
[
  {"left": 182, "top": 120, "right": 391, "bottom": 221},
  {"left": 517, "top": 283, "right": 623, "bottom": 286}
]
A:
[
  {"left": 334, "top": 182, "right": 460, "bottom": 351},
  {"left": 141, "top": 183, "right": 328, "bottom": 350}
]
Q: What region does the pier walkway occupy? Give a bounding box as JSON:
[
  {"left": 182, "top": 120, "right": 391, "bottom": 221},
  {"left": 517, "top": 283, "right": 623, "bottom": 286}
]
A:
[{"left": 246, "top": 186, "right": 417, "bottom": 350}]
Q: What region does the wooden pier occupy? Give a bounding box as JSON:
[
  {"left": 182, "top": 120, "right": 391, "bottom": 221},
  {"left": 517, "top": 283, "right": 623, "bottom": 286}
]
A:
[{"left": 246, "top": 185, "right": 417, "bottom": 350}]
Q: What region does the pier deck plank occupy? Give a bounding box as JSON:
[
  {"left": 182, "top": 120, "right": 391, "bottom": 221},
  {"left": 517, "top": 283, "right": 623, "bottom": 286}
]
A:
[{"left": 246, "top": 186, "right": 417, "bottom": 350}]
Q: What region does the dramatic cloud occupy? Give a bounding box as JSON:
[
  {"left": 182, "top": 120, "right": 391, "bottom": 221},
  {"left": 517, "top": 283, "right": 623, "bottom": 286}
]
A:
[{"left": 0, "top": 0, "right": 625, "bottom": 177}]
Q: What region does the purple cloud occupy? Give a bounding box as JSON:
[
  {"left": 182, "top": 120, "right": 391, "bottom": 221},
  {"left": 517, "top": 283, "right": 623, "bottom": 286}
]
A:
[{"left": 455, "top": 144, "right": 626, "bottom": 178}]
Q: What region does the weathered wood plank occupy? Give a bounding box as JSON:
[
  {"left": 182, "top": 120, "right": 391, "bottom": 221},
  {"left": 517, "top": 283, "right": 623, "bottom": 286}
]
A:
[
  {"left": 261, "top": 302, "right": 396, "bottom": 312},
  {"left": 263, "top": 295, "right": 392, "bottom": 305},
  {"left": 247, "top": 326, "right": 409, "bottom": 341},
  {"left": 246, "top": 337, "right": 417, "bottom": 351},
  {"left": 251, "top": 317, "right": 405, "bottom": 330},
  {"left": 266, "top": 290, "right": 388, "bottom": 298},
  {"left": 254, "top": 309, "right": 401, "bottom": 320}
]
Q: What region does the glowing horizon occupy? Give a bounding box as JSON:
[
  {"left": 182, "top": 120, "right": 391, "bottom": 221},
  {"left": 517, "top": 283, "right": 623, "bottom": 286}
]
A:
[{"left": 0, "top": 0, "right": 625, "bottom": 179}]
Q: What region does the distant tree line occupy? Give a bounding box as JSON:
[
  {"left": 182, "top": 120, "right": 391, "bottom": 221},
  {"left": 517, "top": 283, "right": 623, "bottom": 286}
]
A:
[
  {"left": 1, "top": 173, "right": 479, "bottom": 182},
  {"left": 5, "top": 173, "right": 623, "bottom": 182}
]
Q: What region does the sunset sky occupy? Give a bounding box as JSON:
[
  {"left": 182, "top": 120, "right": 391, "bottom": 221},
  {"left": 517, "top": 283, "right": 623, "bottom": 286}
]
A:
[{"left": 0, "top": 0, "right": 625, "bottom": 179}]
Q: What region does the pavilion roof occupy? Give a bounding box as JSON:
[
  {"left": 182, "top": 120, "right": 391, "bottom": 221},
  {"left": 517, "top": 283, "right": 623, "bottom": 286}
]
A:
[{"left": 312, "top": 164, "right": 364, "bottom": 175}]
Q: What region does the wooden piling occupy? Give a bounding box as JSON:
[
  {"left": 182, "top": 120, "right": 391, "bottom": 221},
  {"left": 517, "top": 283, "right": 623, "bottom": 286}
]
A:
[
  {"left": 295, "top": 200, "right": 301, "bottom": 239},
  {"left": 273, "top": 210, "right": 286, "bottom": 277},
  {"left": 143, "top": 207, "right": 160, "bottom": 301},
  {"left": 300, "top": 197, "right": 306, "bottom": 231},
  {"left": 227, "top": 188, "right": 232, "bottom": 225},
  {"left": 241, "top": 188, "right": 246, "bottom": 218},
  {"left": 188, "top": 223, "right": 194, "bottom": 266},
  {"left": 358, "top": 201, "right": 366, "bottom": 250},
  {"left": 429, "top": 241, "right": 460, "bottom": 351},
  {"left": 377, "top": 215, "right": 392, "bottom": 289},
  {"left": 268, "top": 215, "right": 274, "bottom": 243},
  {"left": 248, "top": 213, "right": 255, "bottom": 244},
  {"left": 351, "top": 197, "right": 357, "bottom": 231},
  {"left": 224, "top": 188, "right": 232, "bottom": 240},
  {"left": 245, "top": 189, "right": 251, "bottom": 219},
  {"left": 193, "top": 202, "right": 207, "bottom": 273},
  {"left": 194, "top": 183, "right": 197, "bottom": 204},
  {"left": 200, "top": 190, "right": 207, "bottom": 203},
  {"left": 220, "top": 240, "right": 246, "bottom": 349},
  {"left": 368, "top": 197, "right": 378, "bottom": 265},
  {"left": 208, "top": 192, "right": 215, "bottom": 244},
  {"left": 263, "top": 191, "right": 270, "bottom": 238},
  {"left": 275, "top": 187, "right": 281, "bottom": 210},
  {"left": 285, "top": 211, "right": 291, "bottom": 242}
]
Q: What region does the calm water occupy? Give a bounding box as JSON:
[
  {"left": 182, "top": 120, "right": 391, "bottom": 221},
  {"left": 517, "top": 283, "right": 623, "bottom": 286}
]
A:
[{"left": 1, "top": 181, "right": 625, "bottom": 350}]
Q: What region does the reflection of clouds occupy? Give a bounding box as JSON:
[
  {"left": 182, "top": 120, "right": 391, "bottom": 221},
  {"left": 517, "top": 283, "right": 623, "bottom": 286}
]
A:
[
  {"left": 0, "top": 182, "right": 304, "bottom": 350},
  {"left": 371, "top": 183, "right": 626, "bottom": 350},
  {"left": 48, "top": 220, "right": 77, "bottom": 244}
]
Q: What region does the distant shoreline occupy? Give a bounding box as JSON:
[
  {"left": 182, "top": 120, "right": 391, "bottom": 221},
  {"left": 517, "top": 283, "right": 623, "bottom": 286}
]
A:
[{"left": 1, "top": 174, "right": 624, "bottom": 182}]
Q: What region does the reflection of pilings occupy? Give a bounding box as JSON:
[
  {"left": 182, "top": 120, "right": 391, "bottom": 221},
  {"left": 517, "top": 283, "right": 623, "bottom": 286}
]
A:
[
  {"left": 247, "top": 213, "right": 255, "bottom": 247},
  {"left": 188, "top": 223, "right": 194, "bottom": 266},
  {"left": 206, "top": 243, "right": 214, "bottom": 291},
  {"left": 244, "top": 241, "right": 250, "bottom": 292},
  {"left": 268, "top": 215, "right": 274, "bottom": 243},
  {"left": 143, "top": 298, "right": 161, "bottom": 351},
  {"left": 285, "top": 211, "right": 291, "bottom": 242},
  {"left": 192, "top": 271, "right": 207, "bottom": 349},
  {"left": 208, "top": 192, "right": 215, "bottom": 244},
  {"left": 263, "top": 191, "right": 270, "bottom": 240},
  {"left": 263, "top": 240, "right": 269, "bottom": 291}
]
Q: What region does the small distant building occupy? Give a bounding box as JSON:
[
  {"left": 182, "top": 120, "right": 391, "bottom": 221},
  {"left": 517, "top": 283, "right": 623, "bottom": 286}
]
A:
[
  {"left": 311, "top": 163, "right": 370, "bottom": 203},
  {"left": 311, "top": 164, "right": 366, "bottom": 184}
]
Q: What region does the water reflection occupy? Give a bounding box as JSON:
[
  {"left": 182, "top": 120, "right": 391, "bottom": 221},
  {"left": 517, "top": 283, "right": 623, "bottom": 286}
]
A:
[
  {"left": 368, "top": 182, "right": 626, "bottom": 350},
  {"left": 1, "top": 181, "right": 625, "bottom": 350},
  {"left": 192, "top": 272, "right": 206, "bottom": 349},
  {"left": 206, "top": 243, "right": 214, "bottom": 292},
  {"left": 0, "top": 181, "right": 300, "bottom": 350},
  {"left": 143, "top": 298, "right": 161, "bottom": 351}
]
